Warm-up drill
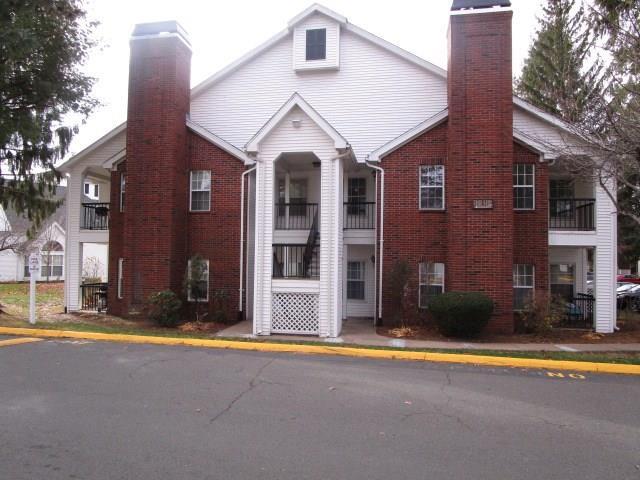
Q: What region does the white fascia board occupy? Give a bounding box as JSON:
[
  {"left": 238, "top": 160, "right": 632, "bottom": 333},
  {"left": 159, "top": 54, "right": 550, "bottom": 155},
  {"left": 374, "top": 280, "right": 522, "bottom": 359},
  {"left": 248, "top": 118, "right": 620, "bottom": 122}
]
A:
[
  {"left": 368, "top": 109, "right": 448, "bottom": 162},
  {"left": 186, "top": 119, "right": 255, "bottom": 165},
  {"left": 287, "top": 3, "right": 347, "bottom": 27},
  {"left": 58, "top": 122, "right": 127, "bottom": 173},
  {"left": 102, "top": 148, "right": 127, "bottom": 170},
  {"left": 513, "top": 97, "right": 575, "bottom": 135},
  {"left": 245, "top": 92, "right": 348, "bottom": 153},
  {"left": 513, "top": 128, "right": 558, "bottom": 160}
]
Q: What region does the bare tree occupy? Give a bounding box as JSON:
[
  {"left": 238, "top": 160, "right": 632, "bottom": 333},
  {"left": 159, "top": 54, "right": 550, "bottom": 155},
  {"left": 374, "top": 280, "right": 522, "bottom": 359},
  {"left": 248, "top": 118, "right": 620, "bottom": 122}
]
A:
[{"left": 82, "top": 256, "right": 104, "bottom": 282}]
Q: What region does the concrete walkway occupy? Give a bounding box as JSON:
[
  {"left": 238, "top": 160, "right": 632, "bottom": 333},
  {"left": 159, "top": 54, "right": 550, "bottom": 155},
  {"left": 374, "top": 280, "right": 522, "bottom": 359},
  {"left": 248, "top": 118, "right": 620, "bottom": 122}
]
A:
[{"left": 216, "top": 318, "right": 640, "bottom": 352}]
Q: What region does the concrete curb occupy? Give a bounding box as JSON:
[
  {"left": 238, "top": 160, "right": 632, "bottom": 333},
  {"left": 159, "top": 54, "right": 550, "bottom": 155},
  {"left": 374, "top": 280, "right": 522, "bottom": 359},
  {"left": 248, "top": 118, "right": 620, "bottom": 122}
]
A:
[{"left": 0, "top": 326, "right": 639, "bottom": 376}]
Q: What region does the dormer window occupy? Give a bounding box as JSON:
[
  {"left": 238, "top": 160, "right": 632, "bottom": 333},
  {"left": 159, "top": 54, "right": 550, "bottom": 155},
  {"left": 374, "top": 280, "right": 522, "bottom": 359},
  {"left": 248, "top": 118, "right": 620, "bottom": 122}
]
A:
[{"left": 306, "top": 28, "right": 326, "bottom": 60}]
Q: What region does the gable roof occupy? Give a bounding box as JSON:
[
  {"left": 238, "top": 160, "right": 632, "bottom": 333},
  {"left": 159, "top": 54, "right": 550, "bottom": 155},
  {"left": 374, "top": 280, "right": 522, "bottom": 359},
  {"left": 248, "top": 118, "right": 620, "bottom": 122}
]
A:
[
  {"left": 190, "top": 3, "right": 447, "bottom": 99},
  {"left": 62, "top": 3, "right": 575, "bottom": 170},
  {"left": 2, "top": 186, "right": 67, "bottom": 234},
  {"left": 245, "top": 93, "right": 349, "bottom": 153},
  {"left": 186, "top": 119, "right": 254, "bottom": 164}
]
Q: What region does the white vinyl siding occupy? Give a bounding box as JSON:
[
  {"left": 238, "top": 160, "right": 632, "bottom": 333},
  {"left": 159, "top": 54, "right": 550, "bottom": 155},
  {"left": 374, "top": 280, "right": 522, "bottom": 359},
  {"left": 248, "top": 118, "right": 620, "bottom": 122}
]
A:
[
  {"left": 418, "top": 262, "right": 444, "bottom": 308},
  {"left": 190, "top": 171, "right": 211, "bottom": 212},
  {"left": 513, "top": 264, "right": 534, "bottom": 310},
  {"left": 513, "top": 164, "right": 534, "bottom": 210},
  {"left": 419, "top": 165, "right": 444, "bottom": 210},
  {"left": 191, "top": 24, "right": 447, "bottom": 163}
]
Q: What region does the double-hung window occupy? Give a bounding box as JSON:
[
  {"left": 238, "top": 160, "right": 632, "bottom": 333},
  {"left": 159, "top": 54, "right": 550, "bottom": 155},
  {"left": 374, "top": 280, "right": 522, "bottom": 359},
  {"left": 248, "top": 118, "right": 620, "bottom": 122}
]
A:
[
  {"left": 347, "top": 261, "right": 365, "bottom": 300},
  {"left": 119, "top": 174, "right": 126, "bottom": 212},
  {"left": 513, "top": 164, "right": 534, "bottom": 210},
  {"left": 513, "top": 264, "right": 534, "bottom": 310},
  {"left": 419, "top": 166, "right": 445, "bottom": 210},
  {"left": 419, "top": 262, "right": 445, "bottom": 308},
  {"left": 190, "top": 171, "right": 211, "bottom": 212},
  {"left": 117, "top": 258, "right": 124, "bottom": 299},
  {"left": 305, "top": 28, "right": 326, "bottom": 61},
  {"left": 187, "top": 258, "right": 209, "bottom": 302}
]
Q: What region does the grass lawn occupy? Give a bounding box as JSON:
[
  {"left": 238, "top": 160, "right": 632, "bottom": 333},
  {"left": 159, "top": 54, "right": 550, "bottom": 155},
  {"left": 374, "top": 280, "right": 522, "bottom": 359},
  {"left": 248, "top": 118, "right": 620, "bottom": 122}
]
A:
[
  {"left": 0, "top": 282, "right": 64, "bottom": 319},
  {"left": 1, "top": 282, "right": 640, "bottom": 365}
]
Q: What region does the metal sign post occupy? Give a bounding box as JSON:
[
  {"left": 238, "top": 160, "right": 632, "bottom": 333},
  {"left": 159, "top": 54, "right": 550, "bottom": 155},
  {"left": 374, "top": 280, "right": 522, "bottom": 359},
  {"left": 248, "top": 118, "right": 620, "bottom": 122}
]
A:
[{"left": 28, "top": 253, "right": 40, "bottom": 325}]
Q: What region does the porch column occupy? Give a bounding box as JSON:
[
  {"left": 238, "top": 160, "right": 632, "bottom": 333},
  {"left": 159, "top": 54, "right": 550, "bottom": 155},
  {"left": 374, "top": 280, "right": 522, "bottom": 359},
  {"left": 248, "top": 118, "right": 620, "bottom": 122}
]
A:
[
  {"left": 252, "top": 157, "right": 274, "bottom": 335},
  {"left": 64, "top": 170, "right": 85, "bottom": 311},
  {"left": 594, "top": 181, "right": 617, "bottom": 333}
]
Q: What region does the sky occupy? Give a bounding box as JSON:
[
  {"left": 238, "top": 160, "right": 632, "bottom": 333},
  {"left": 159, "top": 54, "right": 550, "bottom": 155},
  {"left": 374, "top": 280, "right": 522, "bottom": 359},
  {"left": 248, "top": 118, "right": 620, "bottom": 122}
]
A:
[{"left": 68, "top": 0, "right": 546, "bottom": 158}]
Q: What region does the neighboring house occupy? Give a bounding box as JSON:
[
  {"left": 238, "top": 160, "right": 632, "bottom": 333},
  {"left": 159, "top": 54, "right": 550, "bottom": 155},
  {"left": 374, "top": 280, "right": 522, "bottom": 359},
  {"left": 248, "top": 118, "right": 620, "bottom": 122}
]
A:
[
  {"left": 59, "top": 1, "right": 617, "bottom": 335},
  {"left": 0, "top": 187, "right": 67, "bottom": 282}
]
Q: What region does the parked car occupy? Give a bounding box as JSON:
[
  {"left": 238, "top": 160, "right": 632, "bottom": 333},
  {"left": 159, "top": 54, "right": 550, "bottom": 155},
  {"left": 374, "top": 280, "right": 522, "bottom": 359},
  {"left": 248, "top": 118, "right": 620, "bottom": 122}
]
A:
[
  {"left": 617, "top": 274, "right": 640, "bottom": 284},
  {"left": 617, "top": 283, "right": 640, "bottom": 310}
]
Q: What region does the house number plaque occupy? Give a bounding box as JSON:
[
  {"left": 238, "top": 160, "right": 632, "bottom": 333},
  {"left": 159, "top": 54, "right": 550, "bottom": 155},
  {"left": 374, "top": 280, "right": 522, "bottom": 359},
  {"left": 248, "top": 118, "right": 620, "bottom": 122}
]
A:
[{"left": 473, "top": 199, "right": 493, "bottom": 209}]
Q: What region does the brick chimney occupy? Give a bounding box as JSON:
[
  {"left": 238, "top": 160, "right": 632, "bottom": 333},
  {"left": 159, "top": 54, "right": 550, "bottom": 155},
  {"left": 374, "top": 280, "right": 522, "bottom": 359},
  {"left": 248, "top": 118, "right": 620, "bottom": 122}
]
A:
[
  {"left": 446, "top": 1, "right": 515, "bottom": 331},
  {"left": 122, "top": 21, "right": 192, "bottom": 310}
]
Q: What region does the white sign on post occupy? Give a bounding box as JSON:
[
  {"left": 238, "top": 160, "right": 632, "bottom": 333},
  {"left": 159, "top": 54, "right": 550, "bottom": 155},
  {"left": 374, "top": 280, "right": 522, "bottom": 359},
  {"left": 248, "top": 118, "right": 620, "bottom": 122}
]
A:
[{"left": 28, "top": 253, "right": 39, "bottom": 325}]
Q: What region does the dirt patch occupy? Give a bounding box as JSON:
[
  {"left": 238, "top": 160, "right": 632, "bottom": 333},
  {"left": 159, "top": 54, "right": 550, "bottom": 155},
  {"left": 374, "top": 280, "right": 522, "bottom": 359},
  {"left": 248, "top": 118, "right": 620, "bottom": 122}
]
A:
[{"left": 378, "top": 311, "right": 640, "bottom": 344}]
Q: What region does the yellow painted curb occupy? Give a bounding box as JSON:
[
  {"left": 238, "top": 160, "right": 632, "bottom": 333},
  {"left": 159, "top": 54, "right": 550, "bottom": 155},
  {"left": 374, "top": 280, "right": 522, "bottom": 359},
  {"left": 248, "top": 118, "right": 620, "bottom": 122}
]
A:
[
  {"left": 0, "top": 337, "right": 43, "bottom": 347},
  {"left": 0, "top": 326, "right": 638, "bottom": 375}
]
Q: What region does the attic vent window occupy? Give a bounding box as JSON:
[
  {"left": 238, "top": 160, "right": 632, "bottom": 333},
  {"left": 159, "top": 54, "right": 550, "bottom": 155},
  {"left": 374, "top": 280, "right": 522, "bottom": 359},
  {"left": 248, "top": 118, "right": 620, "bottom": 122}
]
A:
[{"left": 306, "top": 28, "right": 326, "bottom": 61}]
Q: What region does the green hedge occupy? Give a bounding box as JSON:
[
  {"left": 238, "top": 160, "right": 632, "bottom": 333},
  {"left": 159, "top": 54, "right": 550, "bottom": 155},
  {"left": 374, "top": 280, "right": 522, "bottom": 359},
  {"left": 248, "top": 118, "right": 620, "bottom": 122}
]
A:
[{"left": 429, "top": 291, "right": 494, "bottom": 338}]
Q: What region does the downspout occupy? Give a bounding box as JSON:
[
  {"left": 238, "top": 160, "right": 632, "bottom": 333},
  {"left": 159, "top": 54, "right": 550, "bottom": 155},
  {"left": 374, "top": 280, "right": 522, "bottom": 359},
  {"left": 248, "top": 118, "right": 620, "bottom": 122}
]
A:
[
  {"left": 239, "top": 164, "right": 257, "bottom": 319},
  {"left": 366, "top": 160, "right": 384, "bottom": 324}
]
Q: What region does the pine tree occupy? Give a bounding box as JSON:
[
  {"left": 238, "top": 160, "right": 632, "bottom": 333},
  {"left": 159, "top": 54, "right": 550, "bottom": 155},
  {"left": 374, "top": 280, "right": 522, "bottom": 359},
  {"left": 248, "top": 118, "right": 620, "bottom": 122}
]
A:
[
  {"left": 516, "top": 0, "right": 603, "bottom": 123},
  {"left": 0, "top": 0, "right": 98, "bottom": 232}
]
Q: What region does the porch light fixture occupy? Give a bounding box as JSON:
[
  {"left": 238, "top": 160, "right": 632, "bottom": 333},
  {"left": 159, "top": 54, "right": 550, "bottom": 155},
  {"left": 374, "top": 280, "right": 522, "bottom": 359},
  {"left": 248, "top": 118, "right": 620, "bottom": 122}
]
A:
[{"left": 291, "top": 117, "right": 302, "bottom": 128}]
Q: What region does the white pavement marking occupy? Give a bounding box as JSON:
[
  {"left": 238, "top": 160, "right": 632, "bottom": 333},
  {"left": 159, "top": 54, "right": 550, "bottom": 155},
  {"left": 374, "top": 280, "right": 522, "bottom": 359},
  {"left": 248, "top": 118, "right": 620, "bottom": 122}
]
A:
[{"left": 555, "top": 345, "right": 579, "bottom": 352}]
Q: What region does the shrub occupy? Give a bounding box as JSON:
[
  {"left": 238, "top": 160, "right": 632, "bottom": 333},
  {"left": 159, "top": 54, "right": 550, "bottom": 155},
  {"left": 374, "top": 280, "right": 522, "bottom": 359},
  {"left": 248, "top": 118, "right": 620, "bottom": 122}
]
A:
[
  {"left": 147, "top": 290, "right": 182, "bottom": 328},
  {"left": 518, "top": 295, "right": 566, "bottom": 334},
  {"left": 429, "top": 291, "right": 494, "bottom": 338}
]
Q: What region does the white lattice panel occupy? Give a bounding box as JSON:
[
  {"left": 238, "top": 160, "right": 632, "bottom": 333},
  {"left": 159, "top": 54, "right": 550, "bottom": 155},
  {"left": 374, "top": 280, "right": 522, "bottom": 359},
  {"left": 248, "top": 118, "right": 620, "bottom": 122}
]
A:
[{"left": 272, "top": 293, "right": 319, "bottom": 335}]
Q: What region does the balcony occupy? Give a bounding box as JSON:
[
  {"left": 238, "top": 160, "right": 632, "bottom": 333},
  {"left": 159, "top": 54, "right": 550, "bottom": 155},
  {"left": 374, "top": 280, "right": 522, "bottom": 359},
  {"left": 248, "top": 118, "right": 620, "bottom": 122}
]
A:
[
  {"left": 273, "top": 244, "right": 319, "bottom": 279},
  {"left": 274, "top": 203, "right": 318, "bottom": 230},
  {"left": 343, "top": 202, "right": 375, "bottom": 229},
  {"left": 549, "top": 198, "right": 595, "bottom": 231},
  {"left": 81, "top": 203, "right": 110, "bottom": 230}
]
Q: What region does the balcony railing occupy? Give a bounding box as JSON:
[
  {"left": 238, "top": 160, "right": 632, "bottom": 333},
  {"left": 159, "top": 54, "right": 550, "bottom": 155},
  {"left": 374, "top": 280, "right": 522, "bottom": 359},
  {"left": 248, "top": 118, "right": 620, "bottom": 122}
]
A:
[
  {"left": 549, "top": 198, "right": 595, "bottom": 231},
  {"left": 275, "top": 203, "right": 318, "bottom": 230},
  {"left": 343, "top": 202, "right": 375, "bottom": 229},
  {"left": 560, "top": 293, "right": 594, "bottom": 329},
  {"left": 80, "top": 282, "right": 108, "bottom": 312},
  {"left": 81, "top": 202, "right": 110, "bottom": 230},
  {"left": 273, "top": 244, "right": 319, "bottom": 279}
]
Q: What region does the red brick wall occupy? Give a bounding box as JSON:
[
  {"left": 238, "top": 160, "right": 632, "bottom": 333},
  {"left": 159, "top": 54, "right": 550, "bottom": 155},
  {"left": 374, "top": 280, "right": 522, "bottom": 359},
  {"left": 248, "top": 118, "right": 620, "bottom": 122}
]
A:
[
  {"left": 447, "top": 10, "right": 515, "bottom": 332},
  {"left": 513, "top": 142, "right": 549, "bottom": 302},
  {"left": 381, "top": 122, "right": 448, "bottom": 323},
  {"left": 380, "top": 126, "right": 547, "bottom": 332},
  {"left": 121, "top": 35, "right": 192, "bottom": 311},
  {"left": 186, "top": 132, "right": 245, "bottom": 321},
  {"left": 107, "top": 161, "right": 126, "bottom": 316}
]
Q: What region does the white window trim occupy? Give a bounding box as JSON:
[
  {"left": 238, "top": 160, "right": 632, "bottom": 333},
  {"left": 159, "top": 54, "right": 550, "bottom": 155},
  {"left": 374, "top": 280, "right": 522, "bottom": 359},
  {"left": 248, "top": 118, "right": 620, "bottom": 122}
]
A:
[
  {"left": 187, "top": 259, "right": 210, "bottom": 302},
  {"left": 419, "top": 165, "right": 445, "bottom": 211},
  {"left": 513, "top": 264, "right": 535, "bottom": 311},
  {"left": 513, "top": 164, "right": 535, "bottom": 211},
  {"left": 119, "top": 173, "right": 125, "bottom": 212},
  {"left": 117, "top": 258, "right": 124, "bottom": 299},
  {"left": 189, "top": 170, "right": 211, "bottom": 212},
  {"left": 346, "top": 261, "right": 366, "bottom": 301},
  {"left": 418, "top": 262, "right": 445, "bottom": 309}
]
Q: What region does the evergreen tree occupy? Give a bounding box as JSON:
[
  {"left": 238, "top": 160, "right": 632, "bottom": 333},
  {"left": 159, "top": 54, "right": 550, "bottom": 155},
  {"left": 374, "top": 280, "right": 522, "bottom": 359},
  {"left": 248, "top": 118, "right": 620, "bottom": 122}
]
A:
[
  {"left": 0, "top": 0, "right": 98, "bottom": 232},
  {"left": 516, "top": 0, "right": 603, "bottom": 123}
]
